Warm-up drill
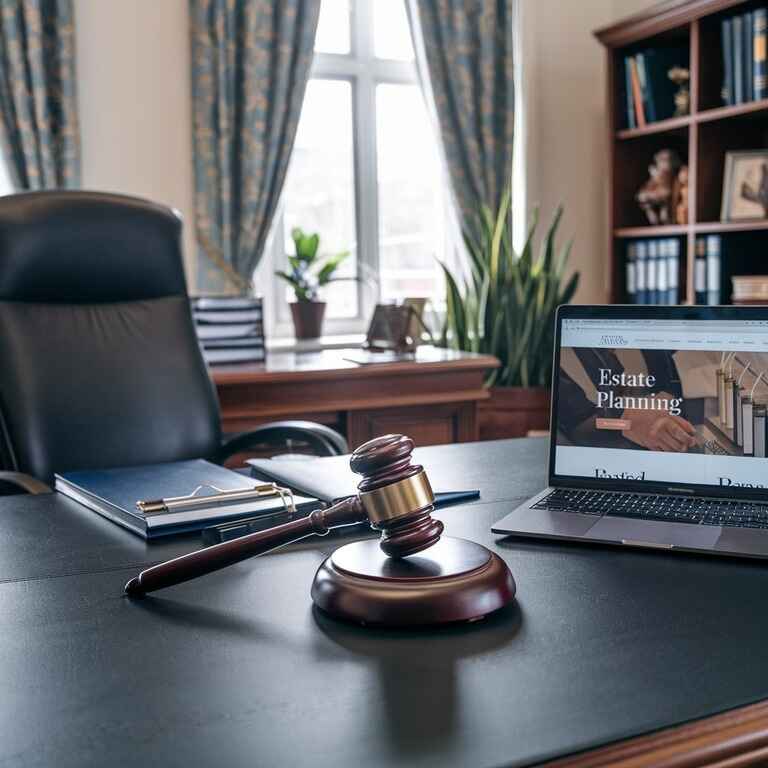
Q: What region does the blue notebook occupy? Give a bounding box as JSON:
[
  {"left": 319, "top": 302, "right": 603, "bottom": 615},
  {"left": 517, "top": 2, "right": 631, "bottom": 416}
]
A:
[{"left": 55, "top": 459, "right": 317, "bottom": 539}]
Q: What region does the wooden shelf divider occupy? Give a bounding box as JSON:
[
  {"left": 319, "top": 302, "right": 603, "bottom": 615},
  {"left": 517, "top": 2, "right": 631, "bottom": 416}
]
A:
[{"left": 616, "top": 114, "right": 692, "bottom": 140}]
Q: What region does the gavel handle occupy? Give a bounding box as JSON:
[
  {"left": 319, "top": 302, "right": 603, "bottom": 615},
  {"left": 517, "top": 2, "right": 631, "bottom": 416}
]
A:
[{"left": 124, "top": 496, "right": 366, "bottom": 597}]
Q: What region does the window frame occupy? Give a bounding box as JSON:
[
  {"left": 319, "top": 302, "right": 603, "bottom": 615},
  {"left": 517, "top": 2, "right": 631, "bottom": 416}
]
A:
[{"left": 264, "top": 0, "right": 420, "bottom": 339}]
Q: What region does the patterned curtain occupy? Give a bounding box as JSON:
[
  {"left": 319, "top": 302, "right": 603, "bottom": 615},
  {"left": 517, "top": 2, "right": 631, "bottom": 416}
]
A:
[
  {"left": 408, "top": 0, "right": 515, "bottom": 237},
  {"left": 0, "top": 0, "right": 80, "bottom": 190},
  {"left": 190, "top": 0, "right": 321, "bottom": 294}
]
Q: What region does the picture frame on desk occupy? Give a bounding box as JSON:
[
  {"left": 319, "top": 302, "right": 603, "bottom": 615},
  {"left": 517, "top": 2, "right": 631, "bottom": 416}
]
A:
[{"left": 721, "top": 150, "right": 768, "bottom": 222}]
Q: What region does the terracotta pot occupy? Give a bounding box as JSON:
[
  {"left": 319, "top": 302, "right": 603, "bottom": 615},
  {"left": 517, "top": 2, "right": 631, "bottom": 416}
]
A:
[
  {"left": 290, "top": 301, "right": 326, "bottom": 339},
  {"left": 479, "top": 386, "right": 551, "bottom": 440}
]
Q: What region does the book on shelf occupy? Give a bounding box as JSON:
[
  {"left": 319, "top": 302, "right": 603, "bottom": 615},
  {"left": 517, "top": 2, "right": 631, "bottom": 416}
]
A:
[
  {"left": 622, "top": 45, "right": 687, "bottom": 128},
  {"left": 734, "top": 14, "right": 744, "bottom": 104},
  {"left": 191, "top": 295, "right": 266, "bottom": 365},
  {"left": 625, "top": 237, "right": 680, "bottom": 305},
  {"left": 647, "top": 239, "right": 659, "bottom": 304},
  {"left": 694, "top": 236, "right": 707, "bottom": 304},
  {"left": 629, "top": 57, "right": 646, "bottom": 126},
  {"left": 693, "top": 235, "right": 721, "bottom": 305},
  {"left": 732, "top": 275, "right": 768, "bottom": 303},
  {"left": 706, "top": 235, "right": 722, "bottom": 305},
  {"left": 756, "top": 9, "right": 768, "bottom": 100},
  {"left": 663, "top": 238, "right": 679, "bottom": 305},
  {"left": 722, "top": 9, "right": 768, "bottom": 106},
  {"left": 722, "top": 17, "right": 734, "bottom": 105},
  {"left": 624, "top": 58, "right": 636, "bottom": 128},
  {"left": 745, "top": 12, "right": 754, "bottom": 104}
]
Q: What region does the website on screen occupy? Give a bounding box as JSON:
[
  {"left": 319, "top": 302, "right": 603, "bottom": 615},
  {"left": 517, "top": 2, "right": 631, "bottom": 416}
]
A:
[{"left": 555, "top": 318, "right": 768, "bottom": 488}]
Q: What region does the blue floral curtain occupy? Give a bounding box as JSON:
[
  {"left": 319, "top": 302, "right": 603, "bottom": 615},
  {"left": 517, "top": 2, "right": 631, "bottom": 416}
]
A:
[
  {"left": 190, "top": 0, "right": 321, "bottom": 294},
  {"left": 0, "top": 0, "right": 80, "bottom": 190},
  {"left": 408, "top": 0, "right": 515, "bottom": 236}
]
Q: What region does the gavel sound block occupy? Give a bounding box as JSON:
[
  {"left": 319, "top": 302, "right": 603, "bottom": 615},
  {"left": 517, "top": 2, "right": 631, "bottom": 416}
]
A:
[{"left": 125, "top": 435, "right": 516, "bottom": 627}]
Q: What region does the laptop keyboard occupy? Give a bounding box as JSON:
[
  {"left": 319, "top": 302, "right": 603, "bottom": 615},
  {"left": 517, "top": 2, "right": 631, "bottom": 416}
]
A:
[{"left": 532, "top": 488, "right": 768, "bottom": 529}]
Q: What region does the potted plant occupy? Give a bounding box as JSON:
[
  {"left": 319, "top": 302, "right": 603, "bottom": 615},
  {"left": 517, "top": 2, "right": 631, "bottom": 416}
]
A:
[
  {"left": 439, "top": 190, "right": 579, "bottom": 439},
  {"left": 276, "top": 228, "right": 351, "bottom": 339}
]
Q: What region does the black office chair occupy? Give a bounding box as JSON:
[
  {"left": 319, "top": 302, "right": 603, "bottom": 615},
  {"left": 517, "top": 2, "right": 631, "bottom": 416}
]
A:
[{"left": 0, "top": 191, "right": 347, "bottom": 494}]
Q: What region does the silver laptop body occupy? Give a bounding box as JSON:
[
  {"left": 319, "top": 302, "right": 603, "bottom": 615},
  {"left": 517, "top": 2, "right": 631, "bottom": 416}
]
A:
[{"left": 492, "top": 305, "right": 768, "bottom": 559}]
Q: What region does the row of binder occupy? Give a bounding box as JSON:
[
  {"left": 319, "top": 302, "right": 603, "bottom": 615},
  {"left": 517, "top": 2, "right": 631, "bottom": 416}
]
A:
[
  {"left": 625, "top": 238, "right": 680, "bottom": 304},
  {"left": 694, "top": 235, "right": 722, "bottom": 306},
  {"left": 625, "top": 236, "right": 723, "bottom": 305}
]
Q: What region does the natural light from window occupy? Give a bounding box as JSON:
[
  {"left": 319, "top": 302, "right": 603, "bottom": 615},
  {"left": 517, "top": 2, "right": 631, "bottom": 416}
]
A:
[
  {"left": 281, "top": 80, "right": 358, "bottom": 319},
  {"left": 313, "top": 0, "right": 351, "bottom": 55},
  {"left": 271, "top": 0, "right": 455, "bottom": 336},
  {"left": 0, "top": 154, "right": 13, "bottom": 196}
]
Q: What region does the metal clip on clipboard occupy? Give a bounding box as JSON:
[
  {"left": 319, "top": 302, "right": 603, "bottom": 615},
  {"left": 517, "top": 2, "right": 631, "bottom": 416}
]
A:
[{"left": 136, "top": 483, "right": 297, "bottom": 516}]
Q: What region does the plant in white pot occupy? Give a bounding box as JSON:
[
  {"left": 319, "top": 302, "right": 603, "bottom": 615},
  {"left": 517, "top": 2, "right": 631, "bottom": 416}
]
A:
[
  {"left": 439, "top": 190, "right": 579, "bottom": 438},
  {"left": 276, "top": 228, "right": 351, "bottom": 339}
]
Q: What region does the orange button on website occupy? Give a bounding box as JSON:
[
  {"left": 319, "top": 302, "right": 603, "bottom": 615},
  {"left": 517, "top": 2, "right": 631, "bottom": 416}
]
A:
[{"left": 596, "top": 418, "right": 631, "bottom": 430}]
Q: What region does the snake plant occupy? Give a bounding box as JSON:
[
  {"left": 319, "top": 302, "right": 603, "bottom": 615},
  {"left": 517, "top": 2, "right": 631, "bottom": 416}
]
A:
[{"left": 439, "top": 191, "right": 579, "bottom": 388}]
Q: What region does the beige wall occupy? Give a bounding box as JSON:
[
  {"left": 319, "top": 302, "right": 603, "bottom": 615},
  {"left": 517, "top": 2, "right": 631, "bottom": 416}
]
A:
[
  {"left": 519, "top": 0, "right": 657, "bottom": 303},
  {"left": 74, "top": 0, "right": 196, "bottom": 285}
]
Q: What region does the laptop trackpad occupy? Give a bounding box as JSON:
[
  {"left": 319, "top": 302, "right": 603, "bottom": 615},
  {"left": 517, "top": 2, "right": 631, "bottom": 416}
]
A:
[
  {"left": 588, "top": 516, "right": 721, "bottom": 549},
  {"left": 715, "top": 527, "right": 768, "bottom": 557},
  {"left": 504, "top": 507, "right": 604, "bottom": 538}
]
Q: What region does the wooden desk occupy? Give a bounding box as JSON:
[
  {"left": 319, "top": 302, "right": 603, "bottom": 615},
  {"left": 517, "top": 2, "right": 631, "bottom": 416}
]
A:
[
  {"left": 211, "top": 346, "right": 498, "bottom": 449},
  {"left": 4, "top": 439, "right": 768, "bottom": 767}
]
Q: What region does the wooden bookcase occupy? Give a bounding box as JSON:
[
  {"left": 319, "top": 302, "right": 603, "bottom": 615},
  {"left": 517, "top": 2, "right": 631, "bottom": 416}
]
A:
[{"left": 595, "top": 0, "right": 768, "bottom": 304}]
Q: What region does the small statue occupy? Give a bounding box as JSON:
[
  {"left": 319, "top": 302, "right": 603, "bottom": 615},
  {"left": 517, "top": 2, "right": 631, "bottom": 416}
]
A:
[
  {"left": 740, "top": 162, "right": 768, "bottom": 217},
  {"left": 636, "top": 149, "right": 681, "bottom": 225},
  {"left": 673, "top": 164, "right": 689, "bottom": 225},
  {"left": 668, "top": 66, "right": 690, "bottom": 117}
]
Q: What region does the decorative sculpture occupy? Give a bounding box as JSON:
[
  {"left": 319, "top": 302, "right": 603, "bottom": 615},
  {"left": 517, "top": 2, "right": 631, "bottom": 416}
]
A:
[
  {"left": 636, "top": 149, "right": 682, "bottom": 225},
  {"left": 673, "top": 164, "right": 689, "bottom": 225},
  {"left": 668, "top": 66, "right": 690, "bottom": 117}
]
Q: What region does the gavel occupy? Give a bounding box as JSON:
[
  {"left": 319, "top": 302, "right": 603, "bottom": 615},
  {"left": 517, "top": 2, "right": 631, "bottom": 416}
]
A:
[
  {"left": 125, "top": 435, "right": 443, "bottom": 597},
  {"left": 125, "top": 434, "right": 515, "bottom": 627}
]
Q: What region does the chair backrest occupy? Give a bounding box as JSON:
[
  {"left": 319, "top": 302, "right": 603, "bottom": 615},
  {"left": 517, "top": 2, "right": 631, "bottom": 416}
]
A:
[{"left": 0, "top": 191, "right": 222, "bottom": 483}]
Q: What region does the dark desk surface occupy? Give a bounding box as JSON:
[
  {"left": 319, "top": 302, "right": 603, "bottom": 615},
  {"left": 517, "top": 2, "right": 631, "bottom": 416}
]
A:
[{"left": 4, "top": 438, "right": 768, "bottom": 768}]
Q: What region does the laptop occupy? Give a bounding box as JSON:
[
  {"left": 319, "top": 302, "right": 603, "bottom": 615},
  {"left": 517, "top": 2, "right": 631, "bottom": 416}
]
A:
[{"left": 492, "top": 304, "right": 768, "bottom": 559}]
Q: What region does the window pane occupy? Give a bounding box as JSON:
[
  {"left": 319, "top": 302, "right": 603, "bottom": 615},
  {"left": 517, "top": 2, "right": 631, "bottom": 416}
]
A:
[
  {"left": 376, "top": 84, "right": 448, "bottom": 307},
  {"left": 314, "top": 0, "right": 351, "bottom": 55},
  {"left": 282, "top": 80, "right": 358, "bottom": 320},
  {"left": 0, "top": 155, "right": 13, "bottom": 195},
  {"left": 373, "top": 0, "right": 414, "bottom": 61}
]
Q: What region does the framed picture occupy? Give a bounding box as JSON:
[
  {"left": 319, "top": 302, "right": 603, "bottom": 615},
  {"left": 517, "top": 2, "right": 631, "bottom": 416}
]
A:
[{"left": 721, "top": 149, "right": 768, "bottom": 221}]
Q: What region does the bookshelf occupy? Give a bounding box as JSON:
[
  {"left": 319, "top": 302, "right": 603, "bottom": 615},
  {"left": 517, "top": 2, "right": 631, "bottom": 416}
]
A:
[{"left": 595, "top": 0, "right": 768, "bottom": 304}]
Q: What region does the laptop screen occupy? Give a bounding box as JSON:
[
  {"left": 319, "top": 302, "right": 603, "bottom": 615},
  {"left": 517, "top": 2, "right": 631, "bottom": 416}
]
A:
[{"left": 553, "top": 314, "right": 768, "bottom": 492}]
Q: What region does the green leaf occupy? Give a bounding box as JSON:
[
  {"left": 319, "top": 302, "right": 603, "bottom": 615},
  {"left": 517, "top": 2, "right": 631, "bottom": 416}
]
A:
[
  {"left": 436, "top": 190, "right": 578, "bottom": 388},
  {"left": 317, "top": 250, "right": 350, "bottom": 286}
]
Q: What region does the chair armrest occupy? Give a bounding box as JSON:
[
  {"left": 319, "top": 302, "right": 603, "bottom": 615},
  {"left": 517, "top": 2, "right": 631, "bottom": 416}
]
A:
[
  {"left": 217, "top": 420, "right": 349, "bottom": 463},
  {"left": 0, "top": 471, "right": 52, "bottom": 495}
]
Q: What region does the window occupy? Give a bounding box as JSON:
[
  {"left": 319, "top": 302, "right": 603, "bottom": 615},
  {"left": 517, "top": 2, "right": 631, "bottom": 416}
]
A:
[
  {"left": 262, "top": 0, "right": 457, "bottom": 339},
  {"left": 0, "top": 153, "right": 13, "bottom": 196}
]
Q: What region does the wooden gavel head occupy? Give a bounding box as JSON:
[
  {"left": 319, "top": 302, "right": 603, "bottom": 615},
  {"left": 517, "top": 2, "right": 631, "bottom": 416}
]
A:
[{"left": 350, "top": 434, "right": 444, "bottom": 558}]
